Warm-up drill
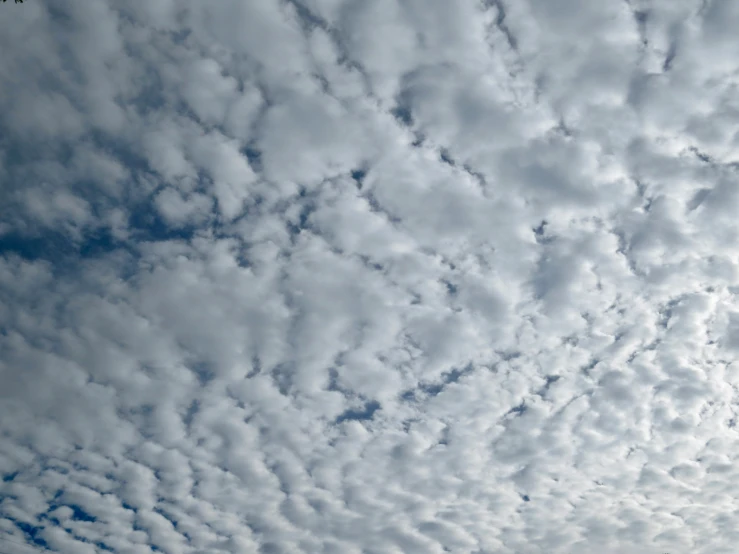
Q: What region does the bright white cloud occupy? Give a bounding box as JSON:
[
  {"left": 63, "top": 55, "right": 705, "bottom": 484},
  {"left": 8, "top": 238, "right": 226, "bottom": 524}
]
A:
[{"left": 1, "top": 0, "right": 739, "bottom": 553}]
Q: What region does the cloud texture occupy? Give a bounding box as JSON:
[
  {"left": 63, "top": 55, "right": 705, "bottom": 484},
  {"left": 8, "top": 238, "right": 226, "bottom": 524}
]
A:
[{"left": 2, "top": 0, "right": 739, "bottom": 552}]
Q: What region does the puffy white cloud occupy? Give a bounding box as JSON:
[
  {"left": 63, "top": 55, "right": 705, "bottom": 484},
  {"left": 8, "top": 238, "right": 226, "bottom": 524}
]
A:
[{"left": 2, "top": 0, "right": 739, "bottom": 553}]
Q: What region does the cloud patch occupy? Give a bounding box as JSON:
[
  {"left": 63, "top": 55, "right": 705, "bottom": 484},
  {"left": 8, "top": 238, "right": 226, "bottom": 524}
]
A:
[{"left": 2, "top": 0, "right": 739, "bottom": 553}]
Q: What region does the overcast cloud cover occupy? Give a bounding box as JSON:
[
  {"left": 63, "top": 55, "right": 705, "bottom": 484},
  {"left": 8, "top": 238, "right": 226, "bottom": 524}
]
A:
[{"left": 2, "top": 0, "right": 739, "bottom": 552}]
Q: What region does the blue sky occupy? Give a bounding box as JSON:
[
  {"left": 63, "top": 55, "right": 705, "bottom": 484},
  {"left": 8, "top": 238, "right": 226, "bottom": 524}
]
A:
[{"left": 2, "top": 1, "right": 739, "bottom": 553}]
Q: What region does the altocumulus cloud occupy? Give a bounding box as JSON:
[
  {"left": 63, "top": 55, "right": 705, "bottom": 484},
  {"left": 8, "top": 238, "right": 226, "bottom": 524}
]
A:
[{"left": 1, "top": 0, "right": 739, "bottom": 553}]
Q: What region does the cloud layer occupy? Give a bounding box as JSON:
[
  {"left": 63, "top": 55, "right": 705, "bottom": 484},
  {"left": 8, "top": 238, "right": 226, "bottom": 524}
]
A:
[{"left": 2, "top": 1, "right": 739, "bottom": 553}]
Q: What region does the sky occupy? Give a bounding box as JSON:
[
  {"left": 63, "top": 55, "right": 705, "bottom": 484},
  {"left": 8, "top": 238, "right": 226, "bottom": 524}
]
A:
[{"left": 1, "top": 0, "right": 739, "bottom": 553}]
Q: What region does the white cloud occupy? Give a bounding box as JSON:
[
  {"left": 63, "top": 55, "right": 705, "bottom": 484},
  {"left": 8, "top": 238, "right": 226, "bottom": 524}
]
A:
[{"left": 2, "top": 0, "right": 739, "bottom": 553}]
